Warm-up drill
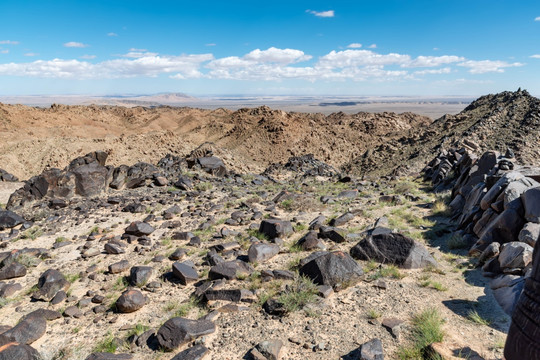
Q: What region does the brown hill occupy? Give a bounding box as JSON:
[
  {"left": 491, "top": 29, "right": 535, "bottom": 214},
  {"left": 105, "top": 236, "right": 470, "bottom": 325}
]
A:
[
  {"left": 345, "top": 89, "right": 540, "bottom": 176},
  {"left": 0, "top": 102, "right": 430, "bottom": 180}
]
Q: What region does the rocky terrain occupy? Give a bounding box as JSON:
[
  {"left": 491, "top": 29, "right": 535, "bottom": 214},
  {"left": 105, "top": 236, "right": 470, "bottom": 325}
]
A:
[{"left": 1, "top": 89, "right": 537, "bottom": 360}]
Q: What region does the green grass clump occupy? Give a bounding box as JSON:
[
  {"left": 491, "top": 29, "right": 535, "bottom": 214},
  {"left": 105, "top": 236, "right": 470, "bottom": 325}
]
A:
[
  {"left": 65, "top": 273, "right": 80, "bottom": 284},
  {"left": 367, "top": 309, "right": 382, "bottom": 320},
  {"left": 194, "top": 182, "right": 213, "bottom": 191},
  {"left": 447, "top": 233, "right": 469, "bottom": 250},
  {"left": 112, "top": 277, "right": 129, "bottom": 292},
  {"left": 277, "top": 276, "right": 319, "bottom": 313},
  {"left": 126, "top": 323, "right": 149, "bottom": 338},
  {"left": 16, "top": 254, "right": 40, "bottom": 267},
  {"left": 397, "top": 308, "right": 445, "bottom": 359},
  {"left": 93, "top": 332, "right": 118, "bottom": 353},
  {"left": 279, "top": 199, "right": 294, "bottom": 211},
  {"left": 21, "top": 227, "right": 44, "bottom": 240},
  {"left": 369, "top": 265, "right": 405, "bottom": 280},
  {"left": 247, "top": 229, "right": 269, "bottom": 241},
  {"left": 467, "top": 310, "right": 491, "bottom": 325}
]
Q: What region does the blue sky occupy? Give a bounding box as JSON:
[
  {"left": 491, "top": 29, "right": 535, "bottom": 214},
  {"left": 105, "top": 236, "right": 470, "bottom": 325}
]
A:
[{"left": 1, "top": 0, "right": 539, "bottom": 96}]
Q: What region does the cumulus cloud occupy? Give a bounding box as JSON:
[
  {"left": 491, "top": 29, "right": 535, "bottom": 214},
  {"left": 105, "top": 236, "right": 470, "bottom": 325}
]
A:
[
  {"left": 107, "top": 32, "right": 118, "bottom": 37},
  {"left": 457, "top": 60, "right": 524, "bottom": 74},
  {"left": 0, "top": 54, "right": 214, "bottom": 79},
  {"left": 306, "top": 10, "right": 335, "bottom": 17},
  {"left": 0, "top": 46, "right": 527, "bottom": 82},
  {"left": 535, "top": 16, "right": 540, "bottom": 21},
  {"left": 347, "top": 43, "right": 362, "bottom": 49},
  {"left": 368, "top": 44, "right": 377, "bottom": 49},
  {"left": 405, "top": 55, "right": 465, "bottom": 68},
  {"left": 205, "top": 43, "right": 216, "bottom": 47},
  {"left": 414, "top": 67, "right": 452, "bottom": 75},
  {"left": 530, "top": 54, "right": 540, "bottom": 59},
  {"left": 0, "top": 40, "right": 19, "bottom": 45},
  {"left": 64, "top": 42, "right": 89, "bottom": 48}
]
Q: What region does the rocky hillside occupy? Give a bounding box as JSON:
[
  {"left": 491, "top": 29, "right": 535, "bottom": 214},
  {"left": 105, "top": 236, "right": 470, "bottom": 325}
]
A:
[
  {"left": 0, "top": 102, "right": 429, "bottom": 180},
  {"left": 346, "top": 89, "right": 540, "bottom": 177}
]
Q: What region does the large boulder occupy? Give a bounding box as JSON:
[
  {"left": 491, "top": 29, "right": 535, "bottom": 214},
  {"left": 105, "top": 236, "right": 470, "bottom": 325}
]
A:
[
  {"left": 522, "top": 187, "right": 540, "bottom": 223},
  {"left": 0, "top": 336, "right": 42, "bottom": 360},
  {"left": 115, "top": 289, "right": 145, "bottom": 313},
  {"left": 248, "top": 243, "right": 280, "bottom": 263},
  {"left": 31, "top": 269, "right": 69, "bottom": 302},
  {"left": 350, "top": 233, "right": 436, "bottom": 269},
  {"left": 498, "top": 242, "right": 533, "bottom": 270},
  {"left": 299, "top": 251, "right": 363, "bottom": 290},
  {"left": 477, "top": 208, "right": 525, "bottom": 247},
  {"left": 259, "top": 219, "right": 293, "bottom": 239},
  {"left": 2, "top": 314, "right": 46, "bottom": 344},
  {"left": 0, "top": 262, "right": 26, "bottom": 281},
  {"left": 0, "top": 210, "right": 25, "bottom": 230},
  {"left": 124, "top": 221, "right": 155, "bottom": 237},
  {"left": 0, "top": 169, "right": 18, "bottom": 182},
  {"left": 156, "top": 317, "right": 216, "bottom": 351},
  {"left": 71, "top": 163, "right": 110, "bottom": 197}
]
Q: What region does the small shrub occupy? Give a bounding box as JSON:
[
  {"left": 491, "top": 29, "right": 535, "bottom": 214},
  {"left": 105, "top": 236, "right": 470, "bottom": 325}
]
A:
[
  {"left": 247, "top": 229, "right": 268, "bottom": 241},
  {"left": 369, "top": 265, "right": 405, "bottom": 280},
  {"left": 277, "top": 276, "right": 318, "bottom": 313},
  {"left": 397, "top": 308, "right": 444, "bottom": 359},
  {"left": 367, "top": 309, "right": 381, "bottom": 319},
  {"left": 65, "top": 273, "right": 80, "bottom": 284},
  {"left": 16, "top": 254, "right": 40, "bottom": 267},
  {"left": 293, "top": 223, "right": 307, "bottom": 232},
  {"left": 126, "top": 323, "right": 149, "bottom": 338},
  {"left": 447, "top": 233, "right": 469, "bottom": 250},
  {"left": 194, "top": 182, "right": 213, "bottom": 192},
  {"left": 467, "top": 310, "right": 491, "bottom": 325},
  {"left": 93, "top": 332, "right": 118, "bottom": 353}
]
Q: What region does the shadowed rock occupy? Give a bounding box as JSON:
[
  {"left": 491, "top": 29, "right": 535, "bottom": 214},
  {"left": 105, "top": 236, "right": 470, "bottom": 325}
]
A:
[
  {"left": 2, "top": 314, "right": 46, "bottom": 344},
  {"left": 0, "top": 336, "right": 42, "bottom": 360},
  {"left": 299, "top": 251, "right": 363, "bottom": 290},
  {"left": 156, "top": 317, "right": 216, "bottom": 351},
  {"left": 350, "top": 233, "right": 436, "bottom": 269},
  {"left": 31, "top": 269, "right": 69, "bottom": 302},
  {"left": 171, "top": 345, "right": 209, "bottom": 360},
  {"left": 0, "top": 210, "right": 25, "bottom": 230},
  {"left": 115, "top": 289, "right": 145, "bottom": 313}
]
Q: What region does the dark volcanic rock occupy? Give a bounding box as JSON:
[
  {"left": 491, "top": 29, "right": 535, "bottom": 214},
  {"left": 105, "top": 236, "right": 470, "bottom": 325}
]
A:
[
  {"left": 359, "top": 338, "right": 384, "bottom": 360},
  {"left": 115, "top": 289, "right": 145, "bottom": 313},
  {"left": 0, "top": 262, "right": 26, "bottom": 281},
  {"left": 31, "top": 269, "right": 69, "bottom": 302},
  {"left": 124, "top": 221, "right": 155, "bottom": 237},
  {"left": 156, "top": 317, "right": 216, "bottom": 351},
  {"left": 208, "top": 260, "right": 253, "bottom": 280},
  {"left": 0, "top": 210, "right": 25, "bottom": 230},
  {"left": 259, "top": 219, "right": 293, "bottom": 239},
  {"left": 171, "top": 345, "right": 209, "bottom": 360},
  {"left": 130, "top": 266, "right": 153, "bottom": 287},
  {"left": 350, "top": 233, "right": 436, "bottom": 269},
  {"left": 250, "top": 339, "right": 283, "bottom": 360},
  {"left": 2, "top": 314, "right": 46, "bottom": 344},
  {"left": 172, "top": 262, "right": 199, "bottom": 285},
  {"left": 85, "top": 353, "right": 133, "bottom": 360},
  {"left": 109, "top": 260, "right": 130, "bottom": 274},
  {"left": 248, "top": 243, "right": 280, "bottom": 263},
  {"left": 0, "top": 337, "right": 42, "bottom": 360},
  {"left": 299, "top": 251, "right": 363, "bottom": 290}
]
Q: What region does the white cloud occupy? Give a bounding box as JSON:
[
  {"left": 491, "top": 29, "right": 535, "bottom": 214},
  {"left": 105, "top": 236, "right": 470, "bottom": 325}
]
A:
[
  {"left": 107, "top": 32, "right": 118, "bottom": 37},
  {"left": 347, "top": 43, "right": 362, "bottom": 49},
  {"left": 0, "top": 46, "right": 526, "bottom": 83},
  {"left": 121, "top": 51, "right": 158, "bottom": 58},
  {"left": 64, "top": 42, "right": 89, "bottom": 48},
  {"left": 306, "top": 10, "right": 335, "bottom": 18},
  {"left": 205, "top": 43, "right": 216, "bottom": 47},
  {"left": 24, "top": 53, "right": 38, "bottom": 57},
  {"left": 0, "top": 50, "right": 8, "bottom": 54},
  {"left": 530, "top": 54, "right": 540, "bottom": 59},
  {"left": 0, "top": 54, "right": 214, "bottom": 79},
  {"left": 0, "top": 40, "right": 19, "bottom": 45},
  {"left": 414, "top": 67, "right": 452, "bottom": 75},
  {"left": 535, "top": 16, "right": 540, "bottom": 21},
  {"left": 458, "top": 60, "right": 524, "bottom": 74},
  {"left": 368, "top": 44, "right": 377, "bottom": 49},
  {"left": 405, "top": 55, "right": 465, "bottom": 68},
  {"left": 318, "top": 50, "right": 411, "bottom": 68},
  {"left": 243, "top": 47, "right": 311, "bottom": 63}
]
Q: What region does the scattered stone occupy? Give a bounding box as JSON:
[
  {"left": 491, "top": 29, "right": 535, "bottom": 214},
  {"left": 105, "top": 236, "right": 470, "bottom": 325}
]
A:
[
  {"left": 115, "top": 289, "right": 146, "bottom": 313},
  {"left": 2, "top": 314, "right": 46, "bottom": 344},
  {"left": 109, "top": 260, "right": 130, "bottom": 274},
  {"left": 0, "top": 262, "right": 26, "bottom": 281},
  {"left": 171, "top": 344, "right": 209, "bottom": 360},
  {"left": 156, "top": 317, "right": 216, "bottom": 351},
  {"left": 359, "top": 338, "right": 384, "bottom": 360},
  {"left": 350, "top": 233, "right": 436, "bottom": 269},
  {"left": 172, "top": 262, "right": 199, "bottom": 285},
  {"left": 259, "top": 219, "right": 293, "bottom": 239},
  {"left": 208, "top": 260, "right": 253, "bottom": 280},
  {"left": 250, "top": 339, "right": 283, "bottom": 360},
  {"left": 130, "top": 266, "right": 153, "bottom": 287},
  {"left": 248, "top": 243, "right": 280, "bottom": 263},
  {"left": 381, "top": 318, "right": 404, "bottom": 339},
  {"left": 299, "top": 251, "right": 363, "bottom": 290},
  {"left": 124, "top": 221, "right": 155, "bottom": 237},
  {"left": 31, "top": 269, "right": 69, "bottom": 302},
  {"left": 0, "top": 210, "right": 25, "bottom": 230}
]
